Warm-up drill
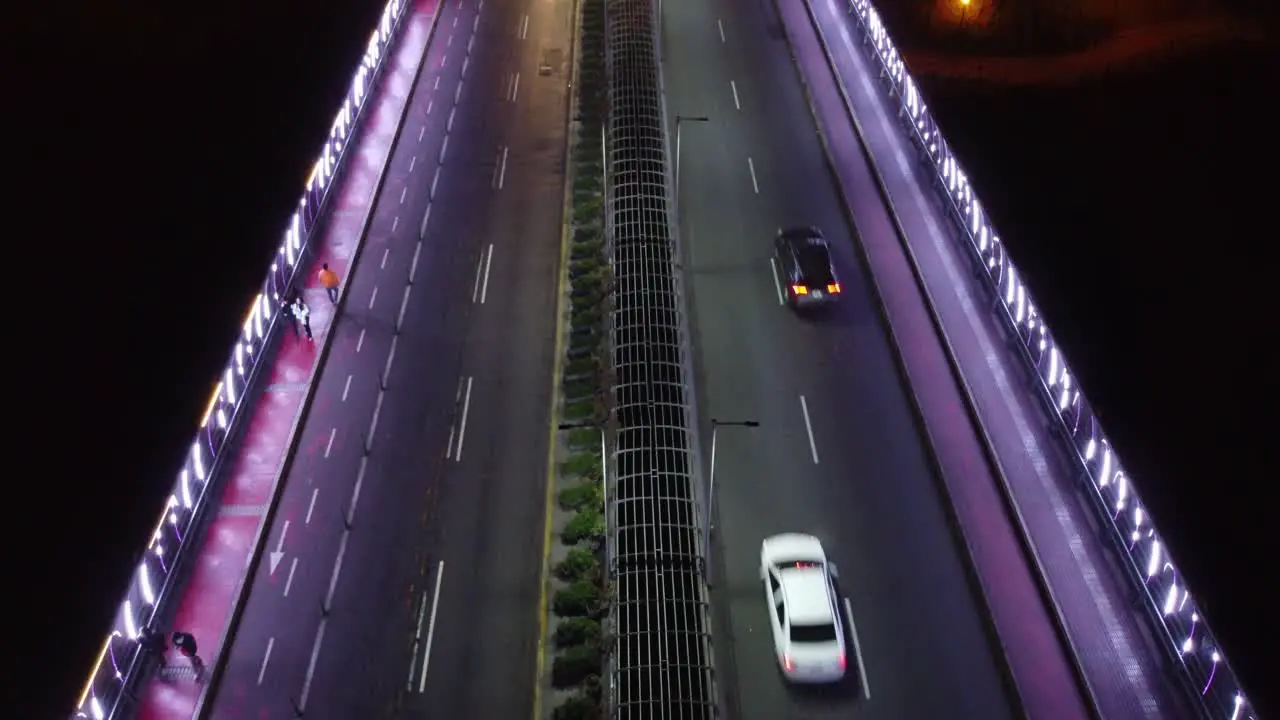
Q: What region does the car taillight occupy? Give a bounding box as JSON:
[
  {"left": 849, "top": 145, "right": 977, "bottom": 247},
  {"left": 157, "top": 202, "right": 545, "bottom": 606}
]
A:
[
  {"left": 827, "top": 283, "right": 841, "bottom": 294},
  {"left": 783, "top": 654, "right": 794, "bottom": 672},
  {"left": 792, "top": 284, "right": 808, "bottom": 295},
  {"left": 838, "top": 653, "right": 847, "bottom": 670}
]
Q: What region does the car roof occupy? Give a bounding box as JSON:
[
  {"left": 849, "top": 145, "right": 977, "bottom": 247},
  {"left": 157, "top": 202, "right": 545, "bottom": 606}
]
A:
[
  {"left": 763, "top": 533, "right": 827, "bottom": 565},
  {"left": 780, "top": 568, "right": 835, "bottom": 625}
]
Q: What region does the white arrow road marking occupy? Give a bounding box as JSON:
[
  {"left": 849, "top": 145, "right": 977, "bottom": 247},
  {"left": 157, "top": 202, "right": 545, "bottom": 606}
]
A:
[{"left": 269, "top": 520, "right": 291, "bottom": 574}]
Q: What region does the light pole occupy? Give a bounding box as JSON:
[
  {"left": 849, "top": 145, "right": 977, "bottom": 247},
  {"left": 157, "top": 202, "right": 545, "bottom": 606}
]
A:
[
  {"left": 674, "top": 115, "right": 709, "bottom": 216},
  {"left": 704, "top": 418, "right": 759, "bottom": 585}
]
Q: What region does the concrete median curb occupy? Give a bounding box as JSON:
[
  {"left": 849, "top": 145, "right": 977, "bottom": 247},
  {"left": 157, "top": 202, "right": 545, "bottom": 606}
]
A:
[{"left": 190, "top": 5, "right": 446, "bottom": 716}]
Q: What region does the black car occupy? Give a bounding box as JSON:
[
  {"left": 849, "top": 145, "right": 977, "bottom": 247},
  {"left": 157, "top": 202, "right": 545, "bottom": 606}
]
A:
[{"left": 774, "top": 226, "right": 841, "bottom": 309}]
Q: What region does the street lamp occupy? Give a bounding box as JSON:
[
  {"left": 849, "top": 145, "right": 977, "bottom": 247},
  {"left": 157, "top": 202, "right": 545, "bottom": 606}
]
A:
[
  {"left": 674, "top": 115, "right": 709, "bottom": 216},
  {"left": 704, "top": 418, "right": 759, "bottom": 584}
]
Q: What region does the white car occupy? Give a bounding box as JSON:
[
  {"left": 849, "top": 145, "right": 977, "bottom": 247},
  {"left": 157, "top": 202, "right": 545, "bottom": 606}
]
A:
[{"left": 759, "top": 533, "right": 847, "bottom": 683}]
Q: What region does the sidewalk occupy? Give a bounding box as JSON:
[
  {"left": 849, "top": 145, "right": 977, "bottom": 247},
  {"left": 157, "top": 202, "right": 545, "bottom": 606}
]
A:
[{"left": 134, "top": 2, "right": 440, "bottom": 717}]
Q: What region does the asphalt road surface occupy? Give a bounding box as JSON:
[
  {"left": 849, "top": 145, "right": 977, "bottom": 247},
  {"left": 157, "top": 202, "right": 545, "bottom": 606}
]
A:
[
  {"left": 662, "top": 0, "right": 1017, "bottom": 717},
  {"left": 204, "top": 0, "right": 571, "bottom": 715}
]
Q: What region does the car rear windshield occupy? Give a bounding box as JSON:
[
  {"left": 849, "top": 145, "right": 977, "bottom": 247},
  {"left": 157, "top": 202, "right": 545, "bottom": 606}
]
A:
[
  {"left": 790, "top": 622, "right": 837, "bottom": 643},
  {"left": 797, "top": 245, "right": 834, "bottom": 283}
]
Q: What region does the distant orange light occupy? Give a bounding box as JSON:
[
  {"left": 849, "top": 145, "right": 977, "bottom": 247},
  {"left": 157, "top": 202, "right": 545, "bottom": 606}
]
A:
[{"left": 959, "top": 0, "right": 970, "bottom": 6}]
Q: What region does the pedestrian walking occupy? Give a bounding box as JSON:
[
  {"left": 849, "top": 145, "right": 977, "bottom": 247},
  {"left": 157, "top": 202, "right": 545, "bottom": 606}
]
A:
[
  {"left": 171, "top": 631, "right": 204, "bottom": 675},
  {"left": 319, "top": 263, "right": 341, "bottom": 304},
  {"left": 292, "top": 297, "right": 313, "bottom": 342}
]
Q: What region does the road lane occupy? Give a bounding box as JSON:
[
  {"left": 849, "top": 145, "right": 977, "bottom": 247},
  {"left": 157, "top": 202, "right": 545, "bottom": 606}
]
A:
[{"left": 663, "top": 0, "right": 1017, "bottom": 717}]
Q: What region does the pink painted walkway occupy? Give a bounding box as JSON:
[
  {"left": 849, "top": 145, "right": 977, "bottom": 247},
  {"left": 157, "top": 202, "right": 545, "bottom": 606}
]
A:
[{"left": 134, "top": 2, "right": 439, "bottom": 717}]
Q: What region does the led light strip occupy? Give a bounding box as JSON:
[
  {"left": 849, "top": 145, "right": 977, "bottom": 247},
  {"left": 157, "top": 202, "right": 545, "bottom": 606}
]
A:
[
  {"left": 72, "top": 0, "right": 410, "bottom": 717},
  {"left": 840, "top": 0, "right": 1254, "bottom": 716}
]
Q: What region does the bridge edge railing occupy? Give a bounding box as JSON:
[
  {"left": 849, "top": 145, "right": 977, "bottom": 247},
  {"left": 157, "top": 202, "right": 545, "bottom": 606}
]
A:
[{"left": 838, "top": 0, "right": 1254, "bottom": 716}]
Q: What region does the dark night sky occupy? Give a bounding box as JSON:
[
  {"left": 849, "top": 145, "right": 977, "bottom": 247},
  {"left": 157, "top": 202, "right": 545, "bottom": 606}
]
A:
[{"left": 8, "top": 0, "right": 1276, "bottom": 716}]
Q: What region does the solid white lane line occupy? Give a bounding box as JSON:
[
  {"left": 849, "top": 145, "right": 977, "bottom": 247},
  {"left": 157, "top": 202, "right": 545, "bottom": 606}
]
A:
[
  {"left": 409, "top": 155, "right": 417, "bottom": 173},
  {"left": 357, "top": 328, "right": 366, "bottom": 353},
  {"left": 407, "top": 589, "right": 431, "bottom": 689},
  {"left": 480, "top": 244, "right": 494, "bottom": 304},
  {"left": 410, "top": 240, "right": 423, "bottom": 281},
  {"left": 257, "top": 638, "right": 274, "bottom": 686},
  {"left": 844, "top": 598, "right": 871, "bottom": 700},
  {"left": 381, "top": 247, "right": 390, "bottom": 269},
  {"left": 419, "top": 204, "right": 432, "bottom": 239},
  {"left": 324, "top": 428, "right": 337, "bottom": 458},
  {"left": 383, "top": 336, "right": 399, "bottom": 386},
  {"left": 497, "top": 146, "right": 509, "bottom": 189},
  {"left": 454, "top": 377, "right": 473, "bottom": 461},
  {"left": 747, "top": 157, "right": 760, "bottom": 194},
  {"left": 431, "top": 166, "right": 441, "bottom": 199},
  {"left": 439, "top": 135, "right": 449, "bottom": 163},
  {"left": 326, "top": 531, "right": 349, "bottom": 611},
  {"left": 368, "top": 390, "right": 386, "bottom": 445},
  {"left": 730, "top": 80, "right": 741, "bottom": 110},
  {"left": 342, "top": 374, "right": 352, "bottom": 401},
  {"left": 400, "top": 186, "right": 408, "bottom": 204},
  {"left": 520, "top": 14, "right": 529, "bottom": 39},
  {"left": 799, "top": 395, "right": 819, "bottom": 464},
  {"left": 416, "top": 561, "right": 445, "bottom": 692},
  {"left": 769, "top": 258, "right": 785, "bottom": 305},
  {"left": 717, "top": 18, "right": 726, "bottom": 42},
  {"left": 350, "top": 456, "right": 368, "bottom": 519},
  {"left": 391, "top": 216, "right": 400, "bottom": 233},
  {"left": 306, "top": 488, "right": 319, "bottom": 524},
  {"left": 284, "top": 557, "right": 299, "bottom": 596},
  {"left": 298, "top": 620, "right": 326, "bottom": 710},
  {"left": 368, "top": 286, "right": 379, "bottom": 310},
  {"left": 397, "top": 285, "right": 412, "bottom": 330},
  {"left": 471, "top": 251, "right": 484, "bottom": 303}
]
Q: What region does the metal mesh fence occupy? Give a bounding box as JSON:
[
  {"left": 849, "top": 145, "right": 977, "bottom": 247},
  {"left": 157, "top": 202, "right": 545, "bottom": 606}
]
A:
[{"left": 604, "top": 0, "right": 716, "bottom": 716}]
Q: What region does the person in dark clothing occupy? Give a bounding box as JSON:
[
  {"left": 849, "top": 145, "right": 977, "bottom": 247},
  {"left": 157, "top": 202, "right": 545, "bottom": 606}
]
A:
[
  {"left": 281, "top": 296, "right": 299, "bottom": 337},
  {"left": 171, "top": 631, "right": 204, "bottom": 674},
  {"left": 139, "top": 626, "right": 167, "bottom": 669}
]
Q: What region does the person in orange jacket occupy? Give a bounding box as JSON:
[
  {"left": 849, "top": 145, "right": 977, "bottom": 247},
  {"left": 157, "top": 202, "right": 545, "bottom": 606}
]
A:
[{"left": 319, "top": 263, "right": 341, "bottom": 304}]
